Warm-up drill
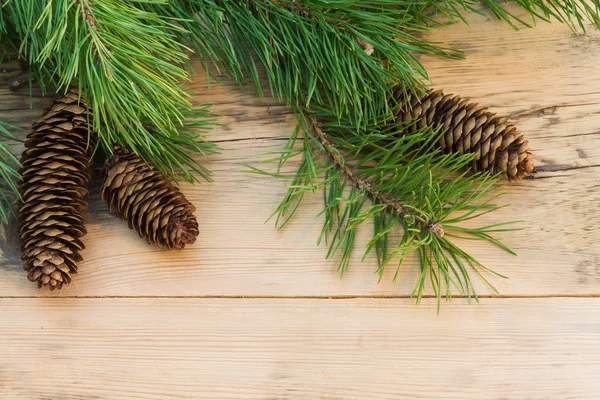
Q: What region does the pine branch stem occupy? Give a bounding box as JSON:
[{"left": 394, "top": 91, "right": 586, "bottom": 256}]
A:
[
  {"left": 269, "top": 0, "right": 313, "bottom": 14},
  {"left": 76, "top": 0, "right": 98, "bottom": 30},
  {"left": 244, "top": 0, "right": 344, "bottom": 28},
  {"left": 74, "top": 0, "right": 113, "bottom": 75},
  {"left": 310, "top": 117, "right": 405, "bottom": 213},
  {"left": 309, "top": 116, "right": 443, "bottom": 237}
]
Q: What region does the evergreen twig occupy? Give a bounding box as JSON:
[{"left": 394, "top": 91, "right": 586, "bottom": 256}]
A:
[
  {"left": 310, "top": 116, "right": 415, "bottom": 221},
  {"left": 248, "top": 105, "right": 519, "bottom": 306}
]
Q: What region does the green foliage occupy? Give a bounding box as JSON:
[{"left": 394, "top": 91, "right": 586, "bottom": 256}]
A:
[
  {"left": 413, "top": 0, "right": 600, "bottom": 31},
  {"left": 1, "top": 0, "right": 598, "bottom": 179},
  {"left": 248, "top": 107, "right": 519, "bottom": 306},
  {"left": 180, "top": 0, "right": 600, "bottom": 122},
  {"left": 203, "top": 0, "right": 461, "bottom": 125},
  {"left": 0, "top": 0, "right": 599, "bottom": 302},
  {"left": 2, "top": 0, "right": 217, "bottom": 181},
  {"left": 227, "top": 0, "right": 598, "bottom": 303},
  {"left": 478, "top": 0, "right": 600, "bottom": 31},
  {"left": 0, "top": 121, "right": 21, "bottom": 224}
]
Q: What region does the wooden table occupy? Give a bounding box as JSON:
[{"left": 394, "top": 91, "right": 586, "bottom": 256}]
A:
[{"left": 1, "top": 8, "right": 599, "bottom": 399}]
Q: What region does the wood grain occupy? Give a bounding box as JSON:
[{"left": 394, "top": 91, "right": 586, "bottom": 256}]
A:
[
  {"left": 0, "top": 10, "right": 599, "bottom": 299},
  {"left": 2, "top": 137, "right": 599, "bottom": 297},
  {"left": 3, "top": 12, "right": 600, "bottom": 296},
  {"left": 1, "top": 298, "right": 599, "bottom": 400},
  {"left": 1, "top": 6, "right": 600, "bottom": 400}
]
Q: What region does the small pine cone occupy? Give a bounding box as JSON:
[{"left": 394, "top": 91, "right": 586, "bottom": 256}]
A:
[
  {"left": 19, "top": 89, "right": 93, "bottom": 290},
  {"left": 393, "top": 87, "right": 534, "bottom": 181},
  {"left": 101, "top": 146, "right": 199, "bottom": 250}
]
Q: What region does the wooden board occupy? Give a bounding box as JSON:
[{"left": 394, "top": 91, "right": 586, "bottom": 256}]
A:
[
  {"left": 3, "top": 142, "right": 599, "bottom": 297},
  {"left": 1, "top": 298, "right": 600, "bottom": 400},
  {"left": 2, "top": 47, "right": 600, "bottom": 297},
  {"left": 1, "top": 5, "right": 600, "bottom": 399}
]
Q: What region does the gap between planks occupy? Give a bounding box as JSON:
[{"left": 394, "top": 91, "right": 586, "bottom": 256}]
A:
[{"left": 1, "top": 294, "right": 600, "bottom": 299}]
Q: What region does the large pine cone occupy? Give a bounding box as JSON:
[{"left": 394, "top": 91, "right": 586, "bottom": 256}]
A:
[
  {"left": 393, "top": 87, "right": 534, "bottom": 181},
  {"left": 101, "top": 146, "right": 199, "bottom": 250},
  {"left": 19, "top": 89, "right": 93, "bottom": 290}
]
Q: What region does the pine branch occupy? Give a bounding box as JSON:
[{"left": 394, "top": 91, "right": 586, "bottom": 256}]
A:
[
  {"left": 176, "top": 0, "right": 600, "bottom": 127},
  {"left": 2, "top": 0, "right": 218, "bottom": 181},
  {"left": 187, "top": 0, "right": 462, "bottom": 126},
  {"left": 481, "top": 0, "right": 600, "bottom": 31},
  {"left": 310, "top": 116, "right": 420, "bottom": 224},
  {"left": 410, "top": 0, "right": 600, "bottom": 31},
  {"left": 0, "top": 121, "right": 21, "bottom": 224},
  {"left": 248, "top": 105, "right": 519, "bottom": 305},
  {"left": 3, "top": 0, "right": 598, "bottom": 188}
]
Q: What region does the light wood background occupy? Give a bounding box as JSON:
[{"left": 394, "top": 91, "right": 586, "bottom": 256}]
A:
[{"left": 1, "top": 7, "right": 599, "bottom": 399}]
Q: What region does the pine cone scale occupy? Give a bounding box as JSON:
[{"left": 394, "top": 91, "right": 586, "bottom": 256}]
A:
[
  {"left": 101, "top": 146, "right": 199, "bottom": 251},
  {"left": 394, "top": 88, "right": 534, "bottom": 180},
  {"left": 18, "top": 89, "right": 93, "bottom": 290}
]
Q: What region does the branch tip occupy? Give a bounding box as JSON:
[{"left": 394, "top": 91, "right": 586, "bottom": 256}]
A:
[{"left": 429, "top": 223, "right": 444, "bottom": 237}]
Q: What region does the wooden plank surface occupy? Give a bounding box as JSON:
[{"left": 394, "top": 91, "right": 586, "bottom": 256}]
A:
[
  {"left": 1, "top": 298, "right": 599, "bottom": 400},
  {"left": 3, "top": 9, "right": 599, "bottom": 297},
  {"left": 1, "top": 5, "right": 600, "bottom": 400}
]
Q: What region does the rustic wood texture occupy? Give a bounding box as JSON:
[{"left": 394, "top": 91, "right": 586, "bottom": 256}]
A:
[
  {"left": 1, "top": 298, "right": 599, "bottom": 400},
  {"left": 1, "top": 6, "right": 599, "bottom": 399}
]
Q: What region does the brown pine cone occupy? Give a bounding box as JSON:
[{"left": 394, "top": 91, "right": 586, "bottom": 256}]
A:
[
  {"left": 18, "top": 89, "right": 93, "bottom": 290},
  {"left": 101, "top": 146, "right": 199, "bottom": 250},
  {"left": 393, "top": 87, "right": 534, "bottom": 181}
]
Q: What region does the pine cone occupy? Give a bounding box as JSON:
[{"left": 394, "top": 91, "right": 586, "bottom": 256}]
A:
[
  {"left": 101, "top": 146, "right": 199, "bottom": 250},
  {"left": 393, "top": 87, "right": 534, "bottom": 181},
  {"left": 18, "top": 89, "right": 93, "bottom": 290}
]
